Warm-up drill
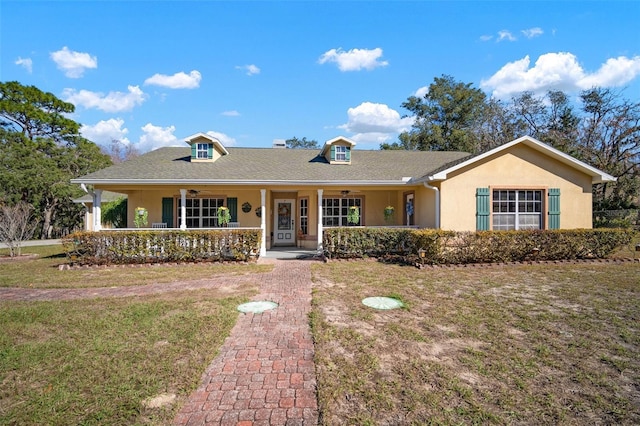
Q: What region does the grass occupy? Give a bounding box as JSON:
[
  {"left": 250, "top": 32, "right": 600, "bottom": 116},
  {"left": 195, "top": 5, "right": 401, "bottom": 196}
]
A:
[
  {"left": 2, "top": 241, "right": 639, "bottom": 424},
  {"left": 0, "top": 244, "right": 262, "bottom": 425},
  {"left": 0, "top": 245, "right": 272, "bottom": 289},
  {"left": 310, "top": 260, "right": 640, "bottom": 425}
]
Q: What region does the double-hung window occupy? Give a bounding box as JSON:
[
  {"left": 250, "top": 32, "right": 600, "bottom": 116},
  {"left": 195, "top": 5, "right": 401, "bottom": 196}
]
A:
[
  {"left": 196, "top": 143, "right": 209, "bottom": 159},
  {"left": 178, "top": 197, "right": 225, "bottom": 228},
  {"left": 322, "top": 197, "right": 362, "bottom": 226},
  {"left": 492, "top": 190, "right": 542, "bottom": 230},
  {"left": 335, "top": 145, "right": 347, "bottom": 162}
]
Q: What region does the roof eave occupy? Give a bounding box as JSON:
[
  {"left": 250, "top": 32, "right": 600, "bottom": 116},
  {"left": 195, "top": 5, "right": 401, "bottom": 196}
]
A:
[{"left": 70, "top": 178, "right": 416, "bottom": 186}]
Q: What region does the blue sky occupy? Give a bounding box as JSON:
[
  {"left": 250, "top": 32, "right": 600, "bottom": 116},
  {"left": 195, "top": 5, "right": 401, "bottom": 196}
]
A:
[{"left": 2, "top": 1, "right": 639, "bottom": 153}]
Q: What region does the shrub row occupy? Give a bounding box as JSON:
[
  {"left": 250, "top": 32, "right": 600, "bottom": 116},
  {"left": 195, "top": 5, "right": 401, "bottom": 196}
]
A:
[
  {"left": 62, "top": 229, "right": 262, "bottom": 265},
  {"left": 323, "top": 228, "right": 635, "bottom": 264}
]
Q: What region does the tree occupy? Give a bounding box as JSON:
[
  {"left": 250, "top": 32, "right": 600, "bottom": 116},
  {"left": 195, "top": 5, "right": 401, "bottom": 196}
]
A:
[
  {"left": 510, "top": 91, "right": 581, "bottom": 155},
  {"left": 394, "top": 75, "right": 488, "bottom": 152},
  {"left": 103, "top": 138, "right": 139, "bottom": 164},
  {"left": 0, "top": 81, "right": 112, "bottom": 238},
  {"left": 578, "top": 87, "right": 640, "bottom": 210},
  {"left": 286, "top": 136, "right": 319, "bottom": 149},
  {"left": 0, "top": 201, "right": 37, "bottom": 257}
]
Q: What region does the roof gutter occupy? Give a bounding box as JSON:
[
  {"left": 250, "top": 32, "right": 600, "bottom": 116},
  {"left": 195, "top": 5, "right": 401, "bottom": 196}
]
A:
[
  {"left": 70, "top": 179, "right": 416, "bottom": 186},
  {"left": 423, "top": 181, "right": 440, "bottom": 229}
]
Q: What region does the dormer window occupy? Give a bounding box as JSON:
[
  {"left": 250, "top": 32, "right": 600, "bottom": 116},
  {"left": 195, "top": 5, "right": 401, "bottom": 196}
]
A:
[
  {"left": 321, "top": 136, "right": 356, "bottom": 165},
  {"left": 196, "top": 143, "right": 210, "bottom": 159},
  {"left": 185, "top": 132, "right": 229, "bottom": 163}
]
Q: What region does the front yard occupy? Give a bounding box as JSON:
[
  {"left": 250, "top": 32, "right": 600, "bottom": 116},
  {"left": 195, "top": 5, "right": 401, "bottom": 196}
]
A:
[
  {"left": 1, "top": 244, "right": 638, "bottom": 424},
  {"left": 310, "top": 260, "right": 640, "bottom": 425}
]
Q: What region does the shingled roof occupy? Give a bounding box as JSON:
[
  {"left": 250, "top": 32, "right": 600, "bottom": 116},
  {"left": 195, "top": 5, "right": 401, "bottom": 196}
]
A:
[{"left": 73, "top": 147, "right": 470, "bottom": 185}]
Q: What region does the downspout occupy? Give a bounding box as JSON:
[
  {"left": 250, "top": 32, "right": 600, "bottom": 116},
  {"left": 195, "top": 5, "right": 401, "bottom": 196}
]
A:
[{"left": 423, "top": 181, "right": 440, "bottom": 229}]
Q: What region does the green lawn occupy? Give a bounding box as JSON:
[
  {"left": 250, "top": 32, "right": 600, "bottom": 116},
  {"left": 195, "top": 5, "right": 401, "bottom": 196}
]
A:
[{"left": 0, "top": 245, "right": 261, "bottom": 425}]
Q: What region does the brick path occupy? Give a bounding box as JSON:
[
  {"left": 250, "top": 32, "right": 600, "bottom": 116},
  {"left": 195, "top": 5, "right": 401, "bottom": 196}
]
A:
[
  {"left": 173, "top": 258, "right": 318, "bottom": 425},
  {"left": 0, "top": 258, "right": 320, "bottom": 425}
]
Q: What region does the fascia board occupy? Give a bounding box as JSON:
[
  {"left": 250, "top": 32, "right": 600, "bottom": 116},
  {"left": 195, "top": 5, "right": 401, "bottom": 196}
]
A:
[{"left": 70, "top": 178, "right": 413, "bottom": 186}]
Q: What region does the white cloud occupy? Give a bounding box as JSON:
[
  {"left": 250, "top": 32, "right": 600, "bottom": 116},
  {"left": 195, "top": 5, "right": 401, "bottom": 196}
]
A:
[
  {"left": 144, "top": 70, "right": 202, "bottom": 89},
  {"left": 497, "top": 30, "right": 516, "bottom": 42},
  {"left": 221, "top": 110, "right": 240, "bottom": 117},
  {"left": 206, "top": 131, "right": 237, "bottom": 147},
  {"left": 318, "top": 48, "right": 388, "bottom": 71},
  {"left": 63, "top": 85, "right": 146, "bottom": 113},
  {"left": 578, "top": 56, "right": 640, "bottom": 88},
  {"left": 414, "top": 86, "right": 429, "bottom": 98},
  {"left": 479, "top": 35, "right": 493, "bottom": 42},
  {"left": 137, "top": 123, "right": 180, "bottom": 152},
  {"left": 80, "top": 118, "right": 130, "bottom": 146},
  {"left": 50, "top": 46, "right": 97, "bottom": 78},
  {"left": 339, "top": 102, "right": 414, "bottom": 145},
  {"left": 15, "top": 57, "right": 33, "bottom": 73},
  {"left": 481, "top": 52, "right": 640, "bottom": 99},
  {"left": 522, "top": 27, "right": 543, "bottom": 39},
  {"left": 235, "top": 64, "right": 260, "bottom": 76}
]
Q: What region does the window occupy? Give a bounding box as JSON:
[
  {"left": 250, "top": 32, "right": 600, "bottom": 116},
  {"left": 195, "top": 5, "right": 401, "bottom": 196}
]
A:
[
  {"left": 196, "top": 143, "right": 209, "bottom": 159},
  {"left": 299, "top": 198, "right": 309, "bottom": 235},
  {"left": 492, "top": 190, "right": 542, "bottom": 230},
  {"left": 178, "top": 197, "right": 225, "bottom": 228},
  {"left": 335, "top": 145, "right": 347, "bottom": 162},
  {"left": 322, "top": 197, "right": 362, "bottom": 226}
]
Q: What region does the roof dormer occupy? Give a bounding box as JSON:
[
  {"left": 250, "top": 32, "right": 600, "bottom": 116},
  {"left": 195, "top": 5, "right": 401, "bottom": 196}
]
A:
[
  {"left": 185, "top": 132, "right": 229, "bottom": 162},
  {"left": 320, "top": 136, "right": 356, "bottom": 165}
]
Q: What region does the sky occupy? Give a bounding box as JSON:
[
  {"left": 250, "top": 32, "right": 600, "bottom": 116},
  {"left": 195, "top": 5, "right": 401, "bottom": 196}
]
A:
[{"left": 2, "top": 1, "right": 639, "bottom": 153}]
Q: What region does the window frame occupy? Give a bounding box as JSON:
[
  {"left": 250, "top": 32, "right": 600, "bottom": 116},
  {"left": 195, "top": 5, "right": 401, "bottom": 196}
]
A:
[
  {"left": 335, "top": 145, "right": 347, "bottom": 162},
  {"left": 322, "top": 197, "right": 363, "bottom": 226},
  {"left": 491, "top": 188, "right": 544, "bottom": 231},
  {"left": 196, "top": 143, "right": 209, "bottom": 159},
  {"left": 178, "top": 196, "right": 226, "bottom": 228},
  {"left": 299, "top": 197, "right": 309, "bottom": 235}
]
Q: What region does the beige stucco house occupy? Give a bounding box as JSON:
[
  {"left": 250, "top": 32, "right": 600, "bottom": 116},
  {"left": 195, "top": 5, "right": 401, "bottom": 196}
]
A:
[{"left": 71, "top": 134, "right": 615, "bottom": 256}]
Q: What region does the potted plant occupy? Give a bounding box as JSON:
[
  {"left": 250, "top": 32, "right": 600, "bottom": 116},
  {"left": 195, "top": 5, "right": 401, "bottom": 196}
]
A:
[
  {"left": 217, "top": 206, "right": 231, "bottom": 227},
  {"left": 384, "top": 205, "right": 395, "bottom": 222},
  {"left": 347, "top": 206, "right": 360, "bottom": 225},
  {"left": 134, "top": 207, "right": 148, "bottom": 228}
]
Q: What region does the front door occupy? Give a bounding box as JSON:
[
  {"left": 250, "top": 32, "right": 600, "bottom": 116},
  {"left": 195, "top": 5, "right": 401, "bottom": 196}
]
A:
[{"left": 273, "top": 199, "right": 295, "bottom": 246}]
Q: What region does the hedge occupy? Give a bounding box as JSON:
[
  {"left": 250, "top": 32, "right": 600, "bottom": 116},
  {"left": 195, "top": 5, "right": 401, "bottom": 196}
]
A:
[
  {"left": 62, "top": 229, "right": 261, "bottom": 265},
  {"left": 323, "top": 228, "right": 635, "bottom": 264}
]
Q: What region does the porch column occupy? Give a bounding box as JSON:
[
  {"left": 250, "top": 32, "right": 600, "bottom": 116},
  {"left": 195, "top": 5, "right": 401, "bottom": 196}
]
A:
[
  {"left": 93, "top": 189, "right": 102, "bottom": 231},
  {"left": 260, "top": 189, "right": 266, "bottom": 257},
  {"left": 317, "top": 189, "right": 323, "bottom": 250},
  {"left": 179, "top": 189, "right": 187, "bottom": 230}
]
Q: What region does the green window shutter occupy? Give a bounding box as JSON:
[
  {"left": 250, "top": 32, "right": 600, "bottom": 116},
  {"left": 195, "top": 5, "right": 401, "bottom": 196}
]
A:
[
  {"left": 227, "top": 197, "right": 238, "bottom": 222},
  {"left": 548, "top": 188, "right": 560, "bottom": 229},
  {"left": 330, "top": 145, "right": 336, "bottom": 161},
  {"left": 476, "top": 187, "right": 490, "bottom": 230},
  {"left": 190, "top": 143, "right": 196, "bottom": 159},
  {"left": 345, "top": 147, "right": 351, "bottom": 161},
  {"left": 161, "top": 197, "right": 174, "bottom": 226},
  {"left": 207, "top": 144, "right": 213, "bottom": 159}
]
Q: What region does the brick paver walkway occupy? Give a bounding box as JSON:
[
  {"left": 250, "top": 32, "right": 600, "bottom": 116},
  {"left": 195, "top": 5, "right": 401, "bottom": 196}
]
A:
[
  {"left": 0, "top": 258, "right": 320, "bottom": 425},
  {"left": 173, "top": 258, "right": 319, "bottom": 425}
]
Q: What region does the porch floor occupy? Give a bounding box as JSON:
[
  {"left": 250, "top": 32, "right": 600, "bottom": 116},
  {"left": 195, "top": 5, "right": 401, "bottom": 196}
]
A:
[{"left": 263, "top": 247, "right": 323, "bottom": 260}]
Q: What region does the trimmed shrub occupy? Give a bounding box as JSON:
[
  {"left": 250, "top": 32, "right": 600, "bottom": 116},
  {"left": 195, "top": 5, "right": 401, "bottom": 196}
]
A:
[
  {"left": 323, "top": 227, "right": 635, "bottom": 264},
  {"left": 62, "top": 229, "right": 261, "bottom": 265}
]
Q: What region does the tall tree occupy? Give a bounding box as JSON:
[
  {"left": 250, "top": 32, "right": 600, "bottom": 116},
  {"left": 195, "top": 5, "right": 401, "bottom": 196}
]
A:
[
  {"left": 393, "top": 75, "right": 488, "bottom": 153},
  {"left": 578, "top": 87, "right": 640, "bottom": 210},
  {"left": 0, "top": 81, "right": 111, "bottom": 238},
  {"left": 286, "top": 136, "right": 319, "bottom": 149},
  {"left": 103, "top": 138, "right": 139, "bottom": 163}
]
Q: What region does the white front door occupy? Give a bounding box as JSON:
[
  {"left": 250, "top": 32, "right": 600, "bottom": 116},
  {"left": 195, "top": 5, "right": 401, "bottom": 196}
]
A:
[{"left": 273, "top": 199, "right": 295, "bottom": 246}]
